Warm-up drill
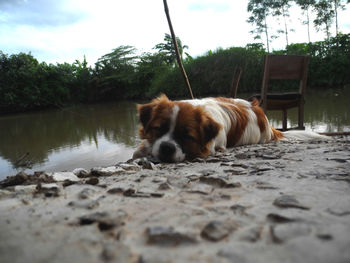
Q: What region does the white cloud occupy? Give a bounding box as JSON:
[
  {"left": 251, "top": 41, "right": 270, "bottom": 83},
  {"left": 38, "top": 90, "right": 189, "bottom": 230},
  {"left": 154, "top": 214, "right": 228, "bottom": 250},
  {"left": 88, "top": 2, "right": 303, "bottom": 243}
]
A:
[{"left": 0, "top": 0, "right": 349, "bottom": 65}]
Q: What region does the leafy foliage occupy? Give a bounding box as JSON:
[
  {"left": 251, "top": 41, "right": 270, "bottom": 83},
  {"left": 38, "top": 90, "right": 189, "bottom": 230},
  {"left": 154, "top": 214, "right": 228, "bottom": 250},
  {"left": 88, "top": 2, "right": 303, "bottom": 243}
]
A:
[{"left": 1, "top": 34, "right": 350, "bottom": 113}]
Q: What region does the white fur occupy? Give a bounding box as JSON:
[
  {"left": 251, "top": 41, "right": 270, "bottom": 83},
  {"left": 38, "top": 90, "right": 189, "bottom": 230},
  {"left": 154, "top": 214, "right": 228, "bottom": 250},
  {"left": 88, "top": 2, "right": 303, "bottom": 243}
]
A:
[
  {"left": 151, "top": 105, "right": 186, "bottom": 162},
  {"left": 185, "top": 98, "right": 272, "bottom": 149},
  {"left": 281, "top": 130, "right": 330, "bottom": 141}
]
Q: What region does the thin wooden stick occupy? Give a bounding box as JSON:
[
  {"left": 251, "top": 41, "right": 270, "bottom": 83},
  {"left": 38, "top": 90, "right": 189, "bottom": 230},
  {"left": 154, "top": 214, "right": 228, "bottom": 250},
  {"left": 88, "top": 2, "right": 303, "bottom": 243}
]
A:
[{"left": 163, "top": 0, "right": 194, "bottom": 99}]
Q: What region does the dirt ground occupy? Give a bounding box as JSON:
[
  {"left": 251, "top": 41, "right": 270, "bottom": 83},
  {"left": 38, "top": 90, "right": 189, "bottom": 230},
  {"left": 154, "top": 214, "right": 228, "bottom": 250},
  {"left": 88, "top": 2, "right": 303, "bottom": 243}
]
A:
[{"left": 0, "top": 136, "right": 350, "bottom": 263}]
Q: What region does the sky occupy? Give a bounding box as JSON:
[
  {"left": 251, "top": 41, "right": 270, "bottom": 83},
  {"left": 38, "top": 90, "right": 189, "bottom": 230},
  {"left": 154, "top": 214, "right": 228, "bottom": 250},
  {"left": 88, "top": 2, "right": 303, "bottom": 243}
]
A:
[{"left": 0, "top": 0, "right": 349, "bottom": 66}]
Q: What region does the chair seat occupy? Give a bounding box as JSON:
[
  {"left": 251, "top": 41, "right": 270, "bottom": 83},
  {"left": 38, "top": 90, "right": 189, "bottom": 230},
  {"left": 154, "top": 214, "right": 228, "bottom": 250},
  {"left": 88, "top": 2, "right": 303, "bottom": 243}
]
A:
[
  {"left": 249, "top": 93, "right": 302, "bottom": 110},
  {"left": 250, "top": 92, "right": 301, "bottom": 100}
]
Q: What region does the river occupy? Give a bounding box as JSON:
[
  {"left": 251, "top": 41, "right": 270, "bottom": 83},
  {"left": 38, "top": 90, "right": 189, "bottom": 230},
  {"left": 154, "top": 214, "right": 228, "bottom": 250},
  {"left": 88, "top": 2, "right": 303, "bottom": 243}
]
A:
[{"left": 1, "top": 88, "right": 349, "bottom": 180}]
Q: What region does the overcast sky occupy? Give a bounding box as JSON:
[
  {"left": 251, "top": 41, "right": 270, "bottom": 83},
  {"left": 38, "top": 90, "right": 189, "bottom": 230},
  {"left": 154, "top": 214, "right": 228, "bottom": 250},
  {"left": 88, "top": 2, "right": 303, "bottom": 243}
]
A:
[{"left": 1, "top": 0, "right": 349, "bottom": 65}]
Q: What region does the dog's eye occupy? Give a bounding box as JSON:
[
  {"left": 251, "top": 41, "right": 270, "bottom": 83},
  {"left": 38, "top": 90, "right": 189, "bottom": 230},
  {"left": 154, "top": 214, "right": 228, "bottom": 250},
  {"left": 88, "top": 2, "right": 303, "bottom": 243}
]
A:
[
  {"left": 151, "top": 126, "right": 162, "bottom": 132},
  {"left": 185, "top": 134, "right": 196, "bottom": 142},
  {"left": 150, "top": 125, "right": 168, "bottom": 135}
]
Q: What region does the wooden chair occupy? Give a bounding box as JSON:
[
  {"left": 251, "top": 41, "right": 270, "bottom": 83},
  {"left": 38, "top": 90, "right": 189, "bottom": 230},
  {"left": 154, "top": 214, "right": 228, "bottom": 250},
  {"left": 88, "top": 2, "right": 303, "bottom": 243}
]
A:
[{"left": 252, "top": 54, "right": 309, "bottom": 131}]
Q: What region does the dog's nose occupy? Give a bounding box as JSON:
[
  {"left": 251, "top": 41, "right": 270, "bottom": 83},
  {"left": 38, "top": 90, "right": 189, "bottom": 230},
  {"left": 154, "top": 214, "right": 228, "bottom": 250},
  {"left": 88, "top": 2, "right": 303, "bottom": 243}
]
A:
[{"left": 159, "top": 141, "right": 176, "bottom": 162}]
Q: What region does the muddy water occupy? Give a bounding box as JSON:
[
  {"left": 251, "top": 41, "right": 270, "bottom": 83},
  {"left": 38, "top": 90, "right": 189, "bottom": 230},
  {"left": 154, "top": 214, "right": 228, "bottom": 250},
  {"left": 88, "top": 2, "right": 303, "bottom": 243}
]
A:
[{"left": 0, "top": 88, "right": 349, "bottom": 179}]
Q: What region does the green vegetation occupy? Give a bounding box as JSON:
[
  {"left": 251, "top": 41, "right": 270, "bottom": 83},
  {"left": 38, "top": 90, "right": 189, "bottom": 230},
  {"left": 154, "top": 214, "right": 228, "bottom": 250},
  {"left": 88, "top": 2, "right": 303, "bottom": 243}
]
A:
[
  {"left": 1, "top": 33, "right": 350, "bottom": 114},
  {"left": 247, "top": 0, "right": 349, "bottom": 51}
]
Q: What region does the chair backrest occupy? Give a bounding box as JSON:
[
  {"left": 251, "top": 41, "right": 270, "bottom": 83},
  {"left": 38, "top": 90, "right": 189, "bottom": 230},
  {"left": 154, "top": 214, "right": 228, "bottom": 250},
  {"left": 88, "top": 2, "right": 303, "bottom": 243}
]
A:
[{"left": 261, "top": 54, "right": 309, "bottom": 110}]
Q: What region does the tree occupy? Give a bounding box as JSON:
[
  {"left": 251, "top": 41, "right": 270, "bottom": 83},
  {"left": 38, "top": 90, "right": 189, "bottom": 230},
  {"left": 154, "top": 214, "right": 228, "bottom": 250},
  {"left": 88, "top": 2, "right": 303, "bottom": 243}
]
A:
[
  {"left": 295, "top": 0, "right": 316, "bottom": 42},
  {"left": 313, "top": 0, "right": 335, "bottom": 40},
  {"left": 247, "top": 0, "right": 274, "bottom": 52},
  {"left": 153, "top": 33, "right": 188, "bottom": 66},
  {"left": 94, "top": 45, "right": 138, "bottom": 100},
  {"left": 271, "top": 0, "right": 293, "bottom": 46},
  {"left": 332, "top": 0, "right": 349, "bottom": 35}
]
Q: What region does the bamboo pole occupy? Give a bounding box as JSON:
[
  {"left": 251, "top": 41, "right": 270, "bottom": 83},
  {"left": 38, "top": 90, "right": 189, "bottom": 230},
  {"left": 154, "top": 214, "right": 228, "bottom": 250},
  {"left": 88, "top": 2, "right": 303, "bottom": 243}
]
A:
[{"left": 163, "top": 0, "right": 194, "bottom": 99}]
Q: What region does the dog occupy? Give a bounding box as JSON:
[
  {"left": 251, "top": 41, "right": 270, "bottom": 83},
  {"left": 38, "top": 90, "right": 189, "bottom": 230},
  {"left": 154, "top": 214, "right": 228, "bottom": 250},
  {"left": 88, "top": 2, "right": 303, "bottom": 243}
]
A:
[{"left": 133, "top": 94, "right": 328, "bottom": 162}]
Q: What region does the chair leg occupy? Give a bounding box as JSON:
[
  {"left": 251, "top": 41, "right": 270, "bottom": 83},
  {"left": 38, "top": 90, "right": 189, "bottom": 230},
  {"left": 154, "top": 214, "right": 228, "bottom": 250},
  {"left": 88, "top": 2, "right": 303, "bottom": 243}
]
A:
[
  {"left": 282, "top": 109, "right": 287, "bottom": 131},
  {"left": 298, "top": 103, "right": 305, "bottom": 130}
]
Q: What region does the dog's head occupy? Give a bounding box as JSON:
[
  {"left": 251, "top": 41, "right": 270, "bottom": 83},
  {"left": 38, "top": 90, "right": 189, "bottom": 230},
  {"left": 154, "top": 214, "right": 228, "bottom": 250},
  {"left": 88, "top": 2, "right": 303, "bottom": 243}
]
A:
[{"left": 137, "top": 94, "right": 221, "bottom": 162}]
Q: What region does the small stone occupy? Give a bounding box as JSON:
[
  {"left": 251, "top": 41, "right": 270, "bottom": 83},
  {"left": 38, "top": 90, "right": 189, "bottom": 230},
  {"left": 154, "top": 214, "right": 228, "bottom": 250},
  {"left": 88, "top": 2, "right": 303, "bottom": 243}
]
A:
[
  {"left": 326, "top": 157, "right": 349, "bottom": 163},
  {"left": 158, "top": 182, "right": 172, "bottom": 190},
  {"left": 200, "top": 221, "right": 235, "bottom": 242},
  {"left": 119, "top": 163, "right": 141, "bottom": 171},
  {"left": 107, "top": 187, "right": 124, "bottom": 194},
  {"left": 230, "top": 204, "right": 248, "bottom": 215},
  {"left": 223, "top": 167, "right": 247, "bottom": 175},
  {"left": 260, "top": 154, "right": 280, "bottom": 160},
  {"left": 255, "top": 181, "right": 278, "bottom": 190},
  {"left": 326, "top": 208, "right": 350, "bottom": 216},
  {"left": 235, "top": 153, "right": 250, "bottom": 159},
  {"left": 62, "top": 180, "right": 77, "bottom": 187},
  {"left": 205, "top": 157, "right": 223, "bottom": 163},
  {"left": 186, "top": 184, "right": 213, "bottom": 195},
  {"left": 317, "top": 233, "right": 333, "bottom": 241},
  {"left": 135, "top": 158, "right": 157, "bottom": 170},
  {"left": 273, "top": 195, "right": 310, "bottom": 210},
  {"left": 78, "top": 188, "right": 96, "bottom": 199},
  {"left": 85, "top": 177, "right": 99, "bottom": 185},
  {"left": 68, "top": 199, "right": 99, "bottom": 209},
  {"left": 0, "top": 172, "right": 27, "bottom": 187},
  {"left": 34, "top": 183, "right": 60, "bottom": 197},
  {"left": 267, "top": 213, "right": 297, "bottom": 223},
  {"left": 146, "top": 226, "right": 197, "bottom": 246},
  {"left": 52, "top": 172, "right": 80, "bottom": 182},
  {"left": 79, "top": 212, "right": 109, "bottom": 225},
  {"left": 149, "top": 192, "right": 164, "bottom": 198},
  {"left": 72, "top": 168, "right": 89, "bottom": 178},
  {"left": 123, "top": 188, "right": 136, "bottom": 197},
  {"left": 199, "top": 175, "right": 241, "bottom": 188},
  {"left": 91, "top": 166, "right": 125, "bottom": 177}
]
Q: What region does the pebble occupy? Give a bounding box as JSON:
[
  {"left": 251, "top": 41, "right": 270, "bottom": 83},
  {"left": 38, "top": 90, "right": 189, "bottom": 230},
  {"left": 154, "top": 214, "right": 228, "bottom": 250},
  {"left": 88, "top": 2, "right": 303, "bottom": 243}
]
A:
[
  {"left": 145, "top": 226, "right": 197, "bottom": 246},
  {"left": 91, "top": 166, "right": 125, "bottom": 177},
  {"left": 199, "top": 175, "right": 241, "bottom": 188},
  {"left": 72, "top": 168, "right": 90, "bottom": 178},
  {"left": 68, "top": 199, "right": 99, "bottom": 209},
  {"left": 134, "top": 158, "right": 157, "bottom": 170},
  {"left": 0, "top": 172, "right": 28, "bottom": 187},
  {"left": 230, "top": 204, "right": 248, "bottom": 215},
  {"left": 119, "top": 163, "right": 141, "bottom": 171},
  {"left": 52, "top": 172, "right": 80, "bottom": 182},
  {"left": 273, "top": 195, "right": 310, "bottom": 210},
  {"left": 200, "top": 221, "right": 236, "bottom": 242},
  {"left": 85, "top": 177, "right": 99, "bottom": 185},
  {"left": 267, "top": 213, "right": 297, "bottom": 223}
]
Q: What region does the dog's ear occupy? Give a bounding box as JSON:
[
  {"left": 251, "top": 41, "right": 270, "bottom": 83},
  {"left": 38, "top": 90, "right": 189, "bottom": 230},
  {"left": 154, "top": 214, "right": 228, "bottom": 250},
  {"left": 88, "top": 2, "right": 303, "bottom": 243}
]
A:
[
  {"left": 202, "top": 115, "right": 221, "bottom": 144},
  {"left": 137, "top": 103, "right": 154, "bottom": 128}
]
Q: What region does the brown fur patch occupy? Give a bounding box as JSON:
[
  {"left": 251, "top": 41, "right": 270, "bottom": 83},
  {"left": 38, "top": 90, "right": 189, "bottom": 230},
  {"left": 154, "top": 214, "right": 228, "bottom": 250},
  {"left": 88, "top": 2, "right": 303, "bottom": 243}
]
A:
[
  {"left": 138, "top": 94, "right": 174, "bottom": 142},
  {"left": 251, "top": 104, "right": 268, "bottom": 133},
  {"left": 215, "top": 98, "right": 249, "bottom": 147},
  {"left": 271, "top": 127, "right": 283, "bottom": 140},
  {"left": 174, "top": 102, "right": 220, "bottom": 159}
]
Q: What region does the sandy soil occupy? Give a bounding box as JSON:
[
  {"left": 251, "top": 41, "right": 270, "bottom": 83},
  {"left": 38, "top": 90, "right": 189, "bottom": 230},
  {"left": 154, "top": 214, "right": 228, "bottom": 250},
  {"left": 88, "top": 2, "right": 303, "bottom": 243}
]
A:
[{"left": 0, "top": 136, "right": 349, "bottom": 263}]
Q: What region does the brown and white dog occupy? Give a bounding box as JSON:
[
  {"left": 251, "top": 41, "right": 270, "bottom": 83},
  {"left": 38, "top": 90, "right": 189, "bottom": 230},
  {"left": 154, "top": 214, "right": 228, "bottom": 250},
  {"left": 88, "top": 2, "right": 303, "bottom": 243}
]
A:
[{"left": 133, "top": 94, "right": 328, "bottom": 162}]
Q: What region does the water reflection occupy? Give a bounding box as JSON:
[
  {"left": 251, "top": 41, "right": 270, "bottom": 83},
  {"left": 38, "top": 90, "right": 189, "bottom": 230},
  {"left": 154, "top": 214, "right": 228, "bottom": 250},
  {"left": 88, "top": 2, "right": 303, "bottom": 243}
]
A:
[
  {"left": 264, "top": 89, "right": 350, "bottom": 132},
  {"left": 0, "top": 102, "right": 140, "bottom": 179},
  {"left": 0, "top": 88, "right": 349, "bottom": 179}
]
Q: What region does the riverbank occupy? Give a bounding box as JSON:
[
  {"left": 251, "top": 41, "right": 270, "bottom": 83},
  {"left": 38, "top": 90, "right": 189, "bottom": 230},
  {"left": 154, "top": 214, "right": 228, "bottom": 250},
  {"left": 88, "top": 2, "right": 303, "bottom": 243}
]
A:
[{"left": 1, "top": 136, "right": 350, "bottom": 263}]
